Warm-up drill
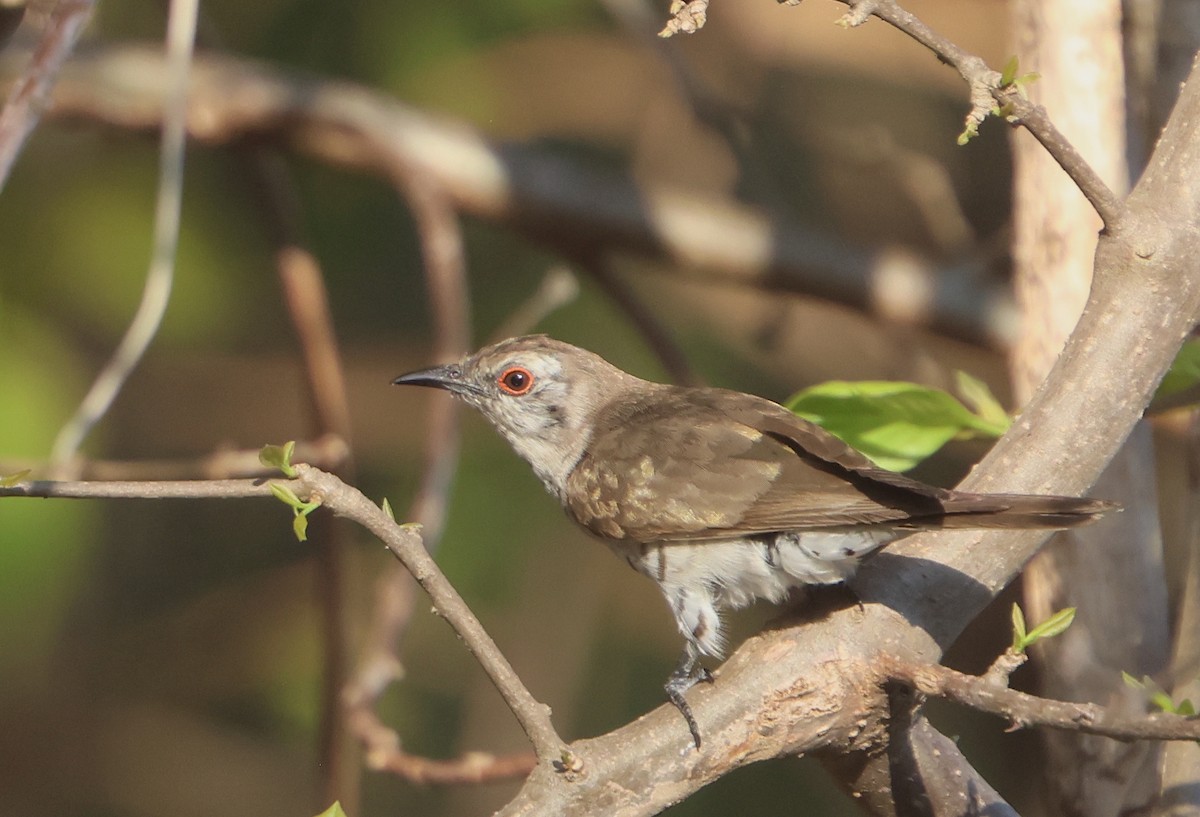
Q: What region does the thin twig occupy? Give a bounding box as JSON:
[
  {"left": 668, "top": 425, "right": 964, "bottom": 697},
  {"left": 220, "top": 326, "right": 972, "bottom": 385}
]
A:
[
  {"left": 342, "top": 166, "right": 474, "bottom": 782},
  {"left": 294, "top": 465, "right": 567, "bottom": 765},
  {"left": 0, "top": 0, "right": 93, "bottom": 191},
  {"left": 827, "top": 0, "right": 1125, "bottom": 230},
  {"left": 884, "top": 657, "right": 1200, "bottom": 742},
  {"left": 391, "top": 165, "right": 471, "bottom": 550},
  {"left": 47, "top": 0, "right": 198, "bottom": 469},
  {"left": 373, "top": 749, "right": 537, "bottom": 785},
  {"left": 0, "top": 478, "right": 282, "bottom": 500},
  {"left": 0, "top": 468, "right": 568, "bottom": 764},
  {"left": 239, "top": 145, "right": 358, "bottom": 809}
]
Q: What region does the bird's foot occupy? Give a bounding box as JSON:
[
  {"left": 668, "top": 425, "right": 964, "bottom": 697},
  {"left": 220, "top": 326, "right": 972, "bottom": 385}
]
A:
[{"left": 665, "top": 662, "right": 714, "bottom": 749}]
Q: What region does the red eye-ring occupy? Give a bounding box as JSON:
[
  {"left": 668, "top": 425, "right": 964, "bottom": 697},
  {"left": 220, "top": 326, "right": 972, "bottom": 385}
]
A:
[{"left": 498, "top": 366, "right": 535, "bottom": 395}]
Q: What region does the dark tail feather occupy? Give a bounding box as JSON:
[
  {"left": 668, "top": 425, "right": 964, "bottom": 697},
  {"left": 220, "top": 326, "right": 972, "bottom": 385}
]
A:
[{"left": 930, "top": 493, "right": 1119, "bottom": 530}]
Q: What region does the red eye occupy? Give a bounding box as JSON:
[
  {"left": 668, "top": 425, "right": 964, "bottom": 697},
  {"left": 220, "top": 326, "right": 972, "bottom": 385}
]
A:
[{"left": 498, "top": 366, "right": 534, "bottom": 395}]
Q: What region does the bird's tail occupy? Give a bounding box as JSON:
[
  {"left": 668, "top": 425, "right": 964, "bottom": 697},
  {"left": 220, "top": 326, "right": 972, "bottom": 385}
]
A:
[{"left": 924, "top": 493, "right": 1118, "bottom": 530}]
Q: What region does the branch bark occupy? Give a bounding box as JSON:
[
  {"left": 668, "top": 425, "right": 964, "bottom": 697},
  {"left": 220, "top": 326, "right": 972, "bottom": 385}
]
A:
[{"left": 884, "top": 658, "right": 1200, "bottom": 743}]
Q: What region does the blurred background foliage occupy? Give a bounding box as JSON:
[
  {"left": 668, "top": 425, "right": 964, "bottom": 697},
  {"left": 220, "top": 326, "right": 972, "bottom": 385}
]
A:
[{"left": 0, "top": 1, "right": 1051, "bottom": 815}]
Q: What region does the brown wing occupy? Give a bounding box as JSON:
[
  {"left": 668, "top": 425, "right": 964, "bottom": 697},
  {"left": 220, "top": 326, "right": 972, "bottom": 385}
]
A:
[{"left": 564, "top": 386, "right": 950, "bottom": 543}]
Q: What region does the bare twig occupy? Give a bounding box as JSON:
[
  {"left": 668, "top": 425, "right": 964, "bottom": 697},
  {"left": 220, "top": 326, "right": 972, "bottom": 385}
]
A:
[
  {"left": 293, "top": 466, "right": 566, "bottom": 765},
  {"left": 235, "top": 143, "right": 360, "bottom": 806},
  {"left": 342, "top": 164, "right": 474, "bottom": 783},
  {"left": 884, "top": 657, "right": 1200, "bottom": 743},
  {"left": 0, "top": 467, "right": 568, "bottom": 765},
  {"left": 245, "top": 153, "right": 358, "bottom": 807},
  {"left": 47, "top": 0, "right": 197, "bottom": 469},
  {"left": 390, "top": 165, "right": 470, "bottom": 550},
  {"left": 825, "top": 0, "right": 1125, "bottom": 229},
  {"left": 0, "top": 0, "right": 92, "bottom": 190},
  {"left": 0, "top": 477, "right": 282, "bottom": 500},
  {"left": 372, "top": 748, "right": 536, "bottom": 785},
  {"left": 271, "top": 228, "right": 356, "bottom": 443}
]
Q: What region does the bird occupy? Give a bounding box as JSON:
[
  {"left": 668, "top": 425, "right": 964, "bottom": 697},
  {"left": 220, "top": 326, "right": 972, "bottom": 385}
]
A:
[{"left": 393, "top": 335, "right": 1114, "bottom": 747}]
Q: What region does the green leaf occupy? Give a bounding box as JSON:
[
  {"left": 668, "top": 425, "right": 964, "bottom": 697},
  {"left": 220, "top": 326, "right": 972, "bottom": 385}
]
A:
[
  {"left": 293, "top": 513, "right": 309, "bottom": 542},
  {"left": 1155, "top": 339, "right": 1200, "bottom": 404},
  {"left": 381, "top": 496, "right": 395, "bottom": 521},
  {"left": 1026, "top": 607, "right": 1076, "bottom": 643},
  {"left": 1000, "top": 54, "right": 1020, "bottom": 87},
  {"left": 0, "top": 469, "right": 31, "bottom": 487},
  {"left": 314, "top": 803, "right": 348, "bottom": 817},
  {"left": 270, "top": 481, "right": 320, "bottom": 542},
  {"left": 1011, "top": 603, "right": 1028, "bottom": 652},
  {"left": 270, "top": 481, "right": 303, "bottom": 509},
  {"left": 1151, "top": 691, "right": 1177, "bottom": 713},
  {"left": 786, "top": 380, "right": 1009, "bottom": 472},
  {"left": 259, "top": 441, "right": 298, "bottom": 477},
  {"left": 955, "top": 371, "right": 1011, "bottom": 430},
  {"left": 957, "top": 121, "right": 979, "bottom": 146},
  {"left": 1178, "top": 699, "right": 1196, "bottom": 717},
  {"left": 1121, "top": 670, "right": 1145, "bottom": 690}
]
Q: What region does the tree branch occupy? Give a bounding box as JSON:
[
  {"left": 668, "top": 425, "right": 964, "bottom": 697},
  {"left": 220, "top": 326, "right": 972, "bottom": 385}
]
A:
[
  {"left": 0, "top": 477, "right": 281, "bottom": 500},
  {"left": 828, "top": 0, "right": 1125, "bottom": 229},
  {"left": 884, "top": 657, "right": 1200, "bottom": 743},
  {"left": 47, "top": 0, "right": 197, "bottom": 469},
  {"left": 290, "top": 466, "right": 567, "bottom": 766},
  {"left": 0, "top": 467, "right": 569, "bottom": 767},
  {"left": 17, "top": 44, "right": 1020, "bottom": 349},
  {"left": 0, "top": 0, "right": 93, "bottom": 191}
]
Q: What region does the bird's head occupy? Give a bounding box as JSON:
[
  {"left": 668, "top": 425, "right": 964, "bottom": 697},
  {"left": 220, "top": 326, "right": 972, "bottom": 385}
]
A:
[{"left": 393, "top": 335, "right": 640, "bottom": 494}]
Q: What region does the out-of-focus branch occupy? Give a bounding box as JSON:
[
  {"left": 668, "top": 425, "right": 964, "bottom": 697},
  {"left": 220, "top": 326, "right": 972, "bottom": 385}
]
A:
[
  {"left": 389, "top": 163, "right": 470, "bottom": 550},
  {"left": 0, "top": 435, "right": 349, "bottom": 480},
  {"left": 488, "top": 266, "right": 580, "bottom": 342},
  {"left": 0, "top": 467, "right": 569, "bottom": 766},
  {"left": 343, "top": 162, "right": 474, "bottom": 783},
  {"left": 23, "top": 44, "right": 1019, "bottom": 349},
  {"left": 0, "top": 0, "right": 91, "bottom": 190},
  {"left": 0, "top": 0, "right": 26, "bottom": 53},
  {"left": 47, "top": 1, "right": 196, "bottom": 470},
  {"left": 373, "top": 748, "right": 536, "bottom": 786},
  {"left": 584, "top": 257, "right": 699, "bottom": 386},
  {"left": 240, "top": 149, "right": 359, "bottom": 807}
]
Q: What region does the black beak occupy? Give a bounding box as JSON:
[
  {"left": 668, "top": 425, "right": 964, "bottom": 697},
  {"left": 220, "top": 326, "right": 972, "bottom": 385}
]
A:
[{"left": 392, "top": 363, "right": 479, "bottom": 395}]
